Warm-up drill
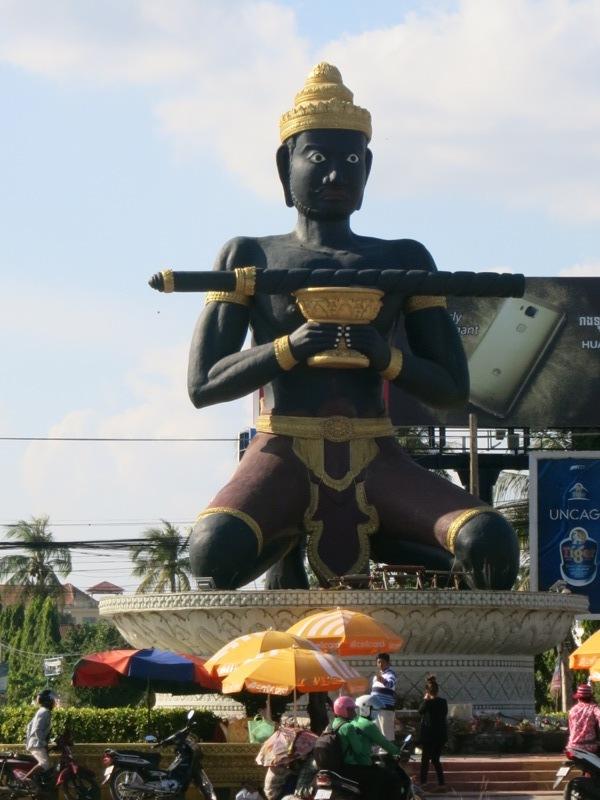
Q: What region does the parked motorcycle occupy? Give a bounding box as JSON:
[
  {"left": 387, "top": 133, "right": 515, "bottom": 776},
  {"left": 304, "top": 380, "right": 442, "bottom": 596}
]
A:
[
  {"left": 553, "top": 746, "right": 600, "bottom": 800},
  {"left": 310, "top": 734, "right": 422, "bottom": 800},
  {"left": 102, "top": 711, "right": 216, "bottom": 800},
  {"left": 0, "top": 734, "right": 99, "bottom": 800}
]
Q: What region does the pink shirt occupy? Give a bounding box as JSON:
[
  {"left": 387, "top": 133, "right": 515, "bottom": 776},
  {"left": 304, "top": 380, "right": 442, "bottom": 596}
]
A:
[{"left": 568, "top": 701, "right": 600, "bottom": 752}]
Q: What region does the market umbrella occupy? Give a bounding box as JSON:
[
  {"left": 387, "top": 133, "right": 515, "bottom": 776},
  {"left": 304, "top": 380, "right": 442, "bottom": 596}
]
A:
[
  {"left": 205, "top": 630, "right": 320, "bottom": 678},
  {"left": 221, "top": 646, "right": 369, "bottom": 701},
  {"left": 286, "top": 608, "right": 404, "bottom": 655},
  {"left": 569, "top": 631, "right": 600, "bottom": 670},
  {"left": 72, "top": 648, "right": 221, "bottom": 724}
]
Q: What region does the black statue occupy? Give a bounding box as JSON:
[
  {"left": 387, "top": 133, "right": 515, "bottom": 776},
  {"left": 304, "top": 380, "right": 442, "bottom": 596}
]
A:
[{"left": 177, "top": 63, "right": 519, "bottom": 590}]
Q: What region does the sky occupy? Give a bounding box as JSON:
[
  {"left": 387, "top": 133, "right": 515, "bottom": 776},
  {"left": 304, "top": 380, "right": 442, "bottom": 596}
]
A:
[{"left": 2, "top": 0, "right": 600, "bottom": 594}]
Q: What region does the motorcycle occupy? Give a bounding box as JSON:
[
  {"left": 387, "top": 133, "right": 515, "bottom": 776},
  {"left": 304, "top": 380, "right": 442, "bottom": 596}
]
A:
[
  {"left": 0, "top": 734, "right": 99, "bottom": 800},
  {"left": 553, "top": 746, "right": 600, "bottom": 800},
  {"left": 310, "top": 734, "right": 422, "bottom": 800},
  {"left": 102, "top": 711, "right": 216, "bottom": 800}
]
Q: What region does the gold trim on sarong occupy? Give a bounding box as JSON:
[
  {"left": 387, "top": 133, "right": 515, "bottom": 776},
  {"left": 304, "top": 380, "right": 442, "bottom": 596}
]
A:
[
  {"left": 196, "top": 506, "right": 263, "bottom": 553},
  {"left": 255, "top": 414, "right": 395, "bottom": 443},
  {"left": 445, "top": 507, "right": 498, "bottom": 554},
  {"left": 292, "top": 437, "right": 379, "bottom": 492}
]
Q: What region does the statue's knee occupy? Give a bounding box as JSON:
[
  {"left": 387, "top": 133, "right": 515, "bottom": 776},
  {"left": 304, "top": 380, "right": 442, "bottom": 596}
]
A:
[
  {"left": 189, "top": 510, "right": 262, "bottom": 589},
  {"left": 451, "top": 510, "right": 519, "bottom": 590}
]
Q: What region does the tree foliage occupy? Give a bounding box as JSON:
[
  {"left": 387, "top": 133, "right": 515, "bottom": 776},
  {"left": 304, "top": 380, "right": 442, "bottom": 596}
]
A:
[
  {"left": 130, "top": 521, "right": 192, "bottom": 593},
  {"left": 0, "top": 516, "right": 71, "bottom": 600}
]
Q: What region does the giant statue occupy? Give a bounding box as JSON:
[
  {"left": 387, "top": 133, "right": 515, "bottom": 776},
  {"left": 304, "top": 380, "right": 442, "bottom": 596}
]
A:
[{"left": 157, "top": 64, "right": 520, "bottom": 591}]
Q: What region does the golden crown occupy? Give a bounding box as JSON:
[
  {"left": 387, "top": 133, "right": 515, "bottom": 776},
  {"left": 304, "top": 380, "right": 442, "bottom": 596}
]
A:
[{"left": 279, "top": 62, "right": 372, "bottom": 143}]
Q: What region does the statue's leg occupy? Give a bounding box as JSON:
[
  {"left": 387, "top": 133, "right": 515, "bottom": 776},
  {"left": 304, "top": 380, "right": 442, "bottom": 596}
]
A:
[
  {"left": 365, "top": 437, "right": 519, "bottom": 589},
  {"left": 189, "top": 433, "right": 310, "bottom": 589},
  {"left": 264, "top": 539, "right": 309, "bottom": 590}
]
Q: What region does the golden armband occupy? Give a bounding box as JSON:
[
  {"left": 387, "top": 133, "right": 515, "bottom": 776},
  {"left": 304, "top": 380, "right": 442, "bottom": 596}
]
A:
[
  {"left": 273, "top": 336, "right": 298, "bottom": 371},
  {"left": 404, "top": 295, "right": 447, "bottom": 313},
  {"left": 380, "top": 348, "right": 403, "bottom": 381}
]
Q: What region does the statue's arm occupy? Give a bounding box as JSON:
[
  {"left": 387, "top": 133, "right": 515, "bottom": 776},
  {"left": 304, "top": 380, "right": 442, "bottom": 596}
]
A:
[
  {"left": 390, "top": 240, "right": 469, "bottom": 408},
  {"left": 187, "top": 239, "right": 284, "bottom": 408}
]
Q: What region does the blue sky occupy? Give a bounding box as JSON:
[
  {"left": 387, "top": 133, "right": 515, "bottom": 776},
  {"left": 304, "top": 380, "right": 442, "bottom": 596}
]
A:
[{"left": 2, "top": 0, "right": 600, "bottom": 592}]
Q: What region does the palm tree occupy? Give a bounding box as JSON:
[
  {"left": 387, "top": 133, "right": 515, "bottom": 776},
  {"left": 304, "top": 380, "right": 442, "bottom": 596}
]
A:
[
  {"left": 130, "top": 520, "right": 192, "bottom": 593},
  {"left": 0, "top": 516, "right": 71, "bottom": 599}
]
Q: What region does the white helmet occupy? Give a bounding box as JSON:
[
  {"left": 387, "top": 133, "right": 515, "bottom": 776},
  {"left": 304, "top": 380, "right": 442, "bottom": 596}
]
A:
[{"left": 354, "top": 694, "right": 373, "bottom": 719}]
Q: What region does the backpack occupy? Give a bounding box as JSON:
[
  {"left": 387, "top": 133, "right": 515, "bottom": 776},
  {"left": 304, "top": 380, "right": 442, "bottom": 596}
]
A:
[{"left": 312, "top": 723, "right": 349, "bottom": 772}]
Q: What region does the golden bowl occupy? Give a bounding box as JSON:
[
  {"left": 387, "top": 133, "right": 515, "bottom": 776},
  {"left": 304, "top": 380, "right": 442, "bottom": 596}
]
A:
[{"left": 293, "top": 286, "right": 384, "bottom": 368}]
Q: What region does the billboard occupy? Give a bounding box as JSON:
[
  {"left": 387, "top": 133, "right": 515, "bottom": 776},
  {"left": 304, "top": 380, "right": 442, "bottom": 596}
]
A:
[
  {"left": 530, "top": 452, "right": 600, "bottom": 615},
  {"left": 389, "top": 277, "right": 600, "bottom": 428}
]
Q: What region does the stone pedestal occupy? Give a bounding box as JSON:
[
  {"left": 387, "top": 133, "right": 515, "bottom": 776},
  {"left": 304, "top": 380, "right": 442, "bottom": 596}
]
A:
[{"left": 100, "top": 589, "right": 587, "bottom": 718}]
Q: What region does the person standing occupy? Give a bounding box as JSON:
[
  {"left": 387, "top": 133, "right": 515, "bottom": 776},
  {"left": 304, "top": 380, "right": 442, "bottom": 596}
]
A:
[
  {"left": 370, "top": 652, "right": 397, "bottom": 741},
  {"left": 567, "top": 684, "right": 600, "bottom": 752},
  {"left": 418, "top": 675, "right": 448, "bottom": 790}
]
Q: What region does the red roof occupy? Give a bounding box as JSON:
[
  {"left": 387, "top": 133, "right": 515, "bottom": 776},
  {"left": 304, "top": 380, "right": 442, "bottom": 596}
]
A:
[{"left": 86, "top": 581, "right": 124, "bottom": 594}]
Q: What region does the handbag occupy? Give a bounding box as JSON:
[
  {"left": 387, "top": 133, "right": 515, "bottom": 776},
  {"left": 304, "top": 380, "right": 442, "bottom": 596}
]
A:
[{"left": 247, "top": 714, "right": 276, "bottom": 744}]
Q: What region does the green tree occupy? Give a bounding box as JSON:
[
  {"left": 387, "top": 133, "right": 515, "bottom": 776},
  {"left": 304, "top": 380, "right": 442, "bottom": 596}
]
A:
[
  {"left": 130, "top": 521, "right": 191, "bottom": 593},
  {"left": 6, "top": 597, "right": 61, "bottom": 704},
  {"left": 0, "top": 516, "right": 71, "bottom": 600}
]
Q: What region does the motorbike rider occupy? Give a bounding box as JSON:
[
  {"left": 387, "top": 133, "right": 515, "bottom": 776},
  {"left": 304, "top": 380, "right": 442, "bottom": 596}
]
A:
[
  {"left": 567, "top": 684, "right": 600, "bottom": 753},
  {"left": 332, "top": 695, "right": 401, "bottom": 800},
  {"left": 25, "top": 689, "right": 57, "bottom": 782}
]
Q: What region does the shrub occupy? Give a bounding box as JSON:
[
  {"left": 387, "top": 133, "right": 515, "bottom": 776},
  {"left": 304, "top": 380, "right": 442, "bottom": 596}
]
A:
[{"left": 0, "top": 706, "right": 217, "bottom": 744}]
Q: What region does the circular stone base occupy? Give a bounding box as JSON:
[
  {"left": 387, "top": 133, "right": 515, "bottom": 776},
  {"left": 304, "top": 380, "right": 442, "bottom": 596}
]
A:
[{"left": 99, "top": 589, "right": 586, "bottom": 717}]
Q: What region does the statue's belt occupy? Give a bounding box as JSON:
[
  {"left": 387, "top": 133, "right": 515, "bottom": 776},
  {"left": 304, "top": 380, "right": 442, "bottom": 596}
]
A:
[{"left": 254, "top": 414, "right": 395, "bottom": 443}]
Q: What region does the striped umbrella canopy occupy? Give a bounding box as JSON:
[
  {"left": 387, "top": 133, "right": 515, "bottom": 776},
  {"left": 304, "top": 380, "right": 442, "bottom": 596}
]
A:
[
  {"left": 221, "top": 646, "right": 368, "bottom": 696},
  {"left": 286, "top": 608, "right": 404, "bottom": 656},
  {"left": 204, "top": 630, "right": 320, "bottom": 678}
]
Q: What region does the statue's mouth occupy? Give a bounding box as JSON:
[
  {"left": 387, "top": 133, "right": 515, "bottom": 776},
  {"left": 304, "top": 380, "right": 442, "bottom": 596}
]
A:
[{"left": 318, "top": 187, "right": 351, "bottom": 201}]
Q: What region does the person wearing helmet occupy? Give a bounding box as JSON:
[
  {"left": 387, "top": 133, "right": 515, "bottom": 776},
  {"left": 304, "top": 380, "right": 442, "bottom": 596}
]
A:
[
  {"left": 25, "top": 689, "right": 57, "bottom": 781},
  {"left": 333, "top": 695, "right": 401, "bottom": 800}
]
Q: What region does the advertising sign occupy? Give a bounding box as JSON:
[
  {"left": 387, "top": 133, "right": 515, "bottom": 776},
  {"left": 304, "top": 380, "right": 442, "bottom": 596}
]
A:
[
  {"left": 390, "top": 277, "right": 600, "bottom": 428},
  {"left": 530, "top": 452, "right": 600, "bottom": 615}
]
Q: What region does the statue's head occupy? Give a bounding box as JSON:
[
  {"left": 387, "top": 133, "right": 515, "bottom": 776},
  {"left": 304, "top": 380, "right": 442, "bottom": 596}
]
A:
[{"left": 277, "top": 63, "right": 373, "bottom": 220}]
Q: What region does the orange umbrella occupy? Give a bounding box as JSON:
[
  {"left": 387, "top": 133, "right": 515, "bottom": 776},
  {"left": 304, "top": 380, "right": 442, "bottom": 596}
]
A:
[
  {"left": 204, "top": 630, "right": 319, "bottom": 678},
  {"left": 570, "top": 630, "right": 600, "bottom": 670},
  {"left": 221, "top": 646, "right": 368, "bottom": 696},
  {"left": 286, "top": 608, "right": 404, "bottom": 655}
]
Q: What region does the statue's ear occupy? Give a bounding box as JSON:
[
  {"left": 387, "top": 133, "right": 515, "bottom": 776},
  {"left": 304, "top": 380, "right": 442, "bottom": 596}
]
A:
[
  {"left": 276, "top": 143, "right": 294, "bottom": 207},
  {"left": 355, "top": 147, "right": 373, "bottom": 211}
]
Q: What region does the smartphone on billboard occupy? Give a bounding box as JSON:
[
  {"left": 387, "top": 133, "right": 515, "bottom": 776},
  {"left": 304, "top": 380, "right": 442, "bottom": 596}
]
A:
[{"left": 468, "top": 296, "right": 565, "bottom": 418}]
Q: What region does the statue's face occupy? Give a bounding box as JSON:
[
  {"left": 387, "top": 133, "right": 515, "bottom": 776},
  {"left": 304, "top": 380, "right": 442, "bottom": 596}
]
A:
[{"left": 287, "top": 129, "right": 370, "bottom": 220}]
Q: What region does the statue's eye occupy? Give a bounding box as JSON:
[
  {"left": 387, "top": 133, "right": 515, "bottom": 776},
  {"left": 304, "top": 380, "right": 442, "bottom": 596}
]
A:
[
  {"left": 308, "top": 152, "right": 326, "bottom": 163},
  {"left": 346, "top": 153, "right": 360, "bottom": 164}
]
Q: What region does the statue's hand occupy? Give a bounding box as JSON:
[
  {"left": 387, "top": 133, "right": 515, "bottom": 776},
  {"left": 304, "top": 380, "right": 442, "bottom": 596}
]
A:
[
  {"left": 288, "top": 322, "right": 340, "bottom": 362},
  {"left": 346, "top": 325, "right": 391, "bottom": 371}
]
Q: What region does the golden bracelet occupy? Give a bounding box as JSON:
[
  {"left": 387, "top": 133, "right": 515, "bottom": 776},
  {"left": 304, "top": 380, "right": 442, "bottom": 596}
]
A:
[
  {"left": 205, "top": 290, "right": 251, "bottom": 306},
  {"left": 161, "top": 269, "right": 175, "bottom": 293},
  {"left": 234, "top": 266, "right": 257, "bottom": 296},
  {"left": 380, "top": 347, "right": 403, "bottom": 381},
  {"left": 273, "top": 336, "right": 298, "bottom": 371}
]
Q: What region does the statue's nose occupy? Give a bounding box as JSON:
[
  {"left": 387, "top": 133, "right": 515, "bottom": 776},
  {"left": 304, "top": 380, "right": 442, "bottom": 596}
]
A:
[{"left": 322, "top": 170, "right": 337, "bottom": 184}]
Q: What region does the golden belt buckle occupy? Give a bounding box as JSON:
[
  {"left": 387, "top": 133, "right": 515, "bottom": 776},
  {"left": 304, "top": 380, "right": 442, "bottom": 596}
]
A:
[{"left": 322, "top": 416, "right": 353, "bottom": 442}]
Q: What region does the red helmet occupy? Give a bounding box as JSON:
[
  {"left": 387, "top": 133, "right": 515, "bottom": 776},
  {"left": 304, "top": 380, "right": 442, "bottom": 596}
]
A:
[{"left": 333, "top": 695, "right": 356, "bottom": 719}]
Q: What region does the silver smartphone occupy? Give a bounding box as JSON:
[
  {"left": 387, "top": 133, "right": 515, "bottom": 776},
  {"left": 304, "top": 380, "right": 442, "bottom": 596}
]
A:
[{"left": 468, "top": 296, "right": 565, "bottom": 418}]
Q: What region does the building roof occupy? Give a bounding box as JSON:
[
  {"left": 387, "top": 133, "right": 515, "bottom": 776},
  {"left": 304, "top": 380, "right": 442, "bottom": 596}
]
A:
[
  {"left": 0, "top": 583, "right": 98, "bottom": 608},
  {"left": 86, "top": 581, "right": 124, "bottom": 594}
]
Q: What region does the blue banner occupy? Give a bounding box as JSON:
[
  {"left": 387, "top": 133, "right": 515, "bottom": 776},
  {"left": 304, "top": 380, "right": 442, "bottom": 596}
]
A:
[{"left": 536, "top": 456, "right": 600, "bottom": 613}]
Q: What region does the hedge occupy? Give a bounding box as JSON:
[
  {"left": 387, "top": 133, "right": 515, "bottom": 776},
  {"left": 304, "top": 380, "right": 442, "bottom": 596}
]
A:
[{"left": 0, "top": 706, "right": 218, "bottom": 744}]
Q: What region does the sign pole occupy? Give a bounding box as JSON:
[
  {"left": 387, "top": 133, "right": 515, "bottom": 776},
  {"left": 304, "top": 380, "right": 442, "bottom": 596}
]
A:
[{"left": 469, "top": 413, "right": 479, "bottom": 497}]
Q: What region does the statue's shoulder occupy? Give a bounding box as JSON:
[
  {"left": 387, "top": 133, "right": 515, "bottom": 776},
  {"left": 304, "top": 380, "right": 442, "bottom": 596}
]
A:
[
  {"left": 213, "top": 236, "right": 267, "bottom": 270},
  {"left": 361, "top": 236, "right": 437, "bottom": 272}
]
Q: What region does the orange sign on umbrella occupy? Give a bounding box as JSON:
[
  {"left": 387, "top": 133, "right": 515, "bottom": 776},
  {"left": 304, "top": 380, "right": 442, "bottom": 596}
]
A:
[
  {"left": 205, "top": 630, "right": 319, "bottom": 678},
  {"left": 570, "top": 630, "right": 600, "bottom": 670},
  {"left": 221, "top": 646, "right": 368, "bottom": 696},
  {"left": 286, "top": 608, "right": 404, "bottom": 656}
]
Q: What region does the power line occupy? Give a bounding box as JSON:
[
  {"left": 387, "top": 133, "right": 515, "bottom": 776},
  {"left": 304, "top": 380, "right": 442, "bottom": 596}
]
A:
[{"left": 0, "top": 435, "right": 238, "bottom": 442}]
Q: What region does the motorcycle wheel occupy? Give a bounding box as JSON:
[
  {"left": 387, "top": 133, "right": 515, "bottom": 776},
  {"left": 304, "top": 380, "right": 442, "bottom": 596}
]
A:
[
  {"left": 564, "top": 777, "right": 597, "bottom": 800},
  {"left": 62, "top": 775, "right": 100, "bottom": 800},
  {"left": 110, "top": 770, "right": 145, "bottom": 800}
]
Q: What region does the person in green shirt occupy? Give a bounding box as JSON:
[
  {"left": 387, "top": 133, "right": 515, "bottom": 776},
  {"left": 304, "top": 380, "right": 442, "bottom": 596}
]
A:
[{"left": 331, "top": 696, "right": 402, "bottom": 800}]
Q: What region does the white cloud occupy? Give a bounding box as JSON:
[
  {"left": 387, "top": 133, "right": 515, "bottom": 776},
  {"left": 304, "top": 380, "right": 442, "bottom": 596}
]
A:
[
  {"left": 559, "top": 261, "right": 600, "bottom": 277},
  {"left": 2, "top": 0, "right": 600, "bottom": 219}
]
